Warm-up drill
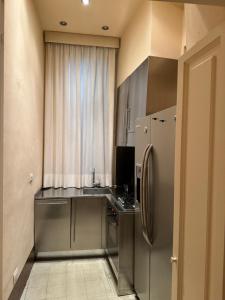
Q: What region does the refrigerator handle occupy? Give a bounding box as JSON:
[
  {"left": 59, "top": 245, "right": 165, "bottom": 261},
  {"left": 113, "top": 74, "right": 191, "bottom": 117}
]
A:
[
  {"left": 140, "top": 144, "right": 153, "bottom": 247},
  {"left": 140, "top": 144, "right": 149, "bottom": 237},
  {"left": 144, "top": 144, "right": 154, "bottom": 246}
]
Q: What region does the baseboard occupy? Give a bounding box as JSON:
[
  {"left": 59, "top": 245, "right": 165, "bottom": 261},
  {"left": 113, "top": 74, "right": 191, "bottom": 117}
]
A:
[{"left": 8, "top": 247, "right": 35, "bottom": 300}]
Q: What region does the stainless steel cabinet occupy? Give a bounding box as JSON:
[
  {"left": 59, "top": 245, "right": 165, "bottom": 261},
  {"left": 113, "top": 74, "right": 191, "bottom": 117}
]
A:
[
  {"left": 116, "top": 59, "right": 149, "bottom": 147},
  {"left": 116, "top": 78, "right": 129, "bottom": 146},
  {"left": 71, "top": 197, "right": 105, "bottom": 250},
  {"left": 116, "top": 57, "right": 178, "bottom": 147},
  {"left": 34, "top": 199, "right": 71, "bottom": 252}
]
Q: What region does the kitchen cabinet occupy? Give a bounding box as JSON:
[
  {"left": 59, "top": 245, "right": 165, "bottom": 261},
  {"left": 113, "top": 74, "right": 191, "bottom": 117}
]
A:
[
  {"left": 116, "top": 59, "right": 149, "bottom": 147},
  {"left": 116, "top": 78, "right": 129, "bottom": 146},
  {"left": 34, "top": 199, "right": 71, "bottom": 252},
  {"left": 71, "top": 197, "right": 105, "bottom": 250},
  {"left": 116, "top": 57, "right": 177, "bottom": 146}
]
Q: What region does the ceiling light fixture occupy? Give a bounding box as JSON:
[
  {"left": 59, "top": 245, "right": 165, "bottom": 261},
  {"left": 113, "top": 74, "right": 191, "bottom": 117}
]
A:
[
  {"left": 81, "top": 0, "right": 90, "bottom": 6},
  {"left": 59, "top": 21, "right": 68, "bottom": 26},
  {"left": 102, "top": 26, "right": 109, "bottom": 31}
]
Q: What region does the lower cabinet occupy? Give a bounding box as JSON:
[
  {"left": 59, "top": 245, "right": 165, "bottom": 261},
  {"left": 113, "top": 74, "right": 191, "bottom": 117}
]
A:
[
  {"left": 71, "top": 197, "right": 105, "bottom": 250},
  {"left": 35, "top": 197, "right": 106, "bottom": 255},
  {"left": 34, "top": 199, "right": 71, "bottom": 252}
]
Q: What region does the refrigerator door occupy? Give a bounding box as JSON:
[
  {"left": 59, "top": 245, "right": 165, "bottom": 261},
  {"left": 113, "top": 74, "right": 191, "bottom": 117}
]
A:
[
  {"left": 135, "top": 116, "right": 151, "bottom": 166},
  {"left": 149, "top": 106, "right": 176, "bottom": 300},
  {"left": 134, "top": 116, "right": 151, "bottom": 300},
  {"left": 134, "top": 205, "right": 151, "bottom": 300}
]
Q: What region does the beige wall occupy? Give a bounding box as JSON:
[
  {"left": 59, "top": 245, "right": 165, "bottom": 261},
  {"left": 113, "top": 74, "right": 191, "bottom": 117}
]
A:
[
  {"left": 117, "top": 1, "right": 152, "bottom": 87},
  {"left": 184, "top": 4, "right": 225, "bottom": 50},
  {"left": 3, "top": 0, "right": 44, "bottom": 299},
  {"left": 117, "top": 1, "right": 183, "bottom": 87}
]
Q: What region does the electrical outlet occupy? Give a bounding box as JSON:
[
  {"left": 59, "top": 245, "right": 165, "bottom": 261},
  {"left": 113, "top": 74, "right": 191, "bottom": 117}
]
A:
[{"left": 13, "top": 268, "right": 19, "bottom": 285}]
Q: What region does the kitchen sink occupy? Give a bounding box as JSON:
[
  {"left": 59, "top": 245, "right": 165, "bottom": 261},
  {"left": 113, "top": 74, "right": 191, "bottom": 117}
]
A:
[{"left": 83, "top": 187, "right": 111, "bottom": 195}]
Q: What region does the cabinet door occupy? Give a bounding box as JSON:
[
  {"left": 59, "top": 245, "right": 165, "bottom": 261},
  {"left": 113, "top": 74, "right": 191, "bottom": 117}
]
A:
[
  {"left": 71, "top": 198, "right": 103, "bottom": 250},
  {"left": 127, "top": 59, "right": 149, "bottom": 146},
  {"left": 172, "top": 24, "right": 225, "bottom": 300},
  {"left": 116, "top": 78, "right": 129, "bottom": 146},
  {"left": 35, "top": 199, "right": 71, "bottom": 252}
]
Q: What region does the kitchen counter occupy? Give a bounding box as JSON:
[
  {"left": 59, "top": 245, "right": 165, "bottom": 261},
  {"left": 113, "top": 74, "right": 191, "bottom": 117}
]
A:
[
  {"left": 35, "top": 187, "right": 101, "bottom": 200},
  {"left": 35, "top": 188, "right": 136, "bottom": 213}
]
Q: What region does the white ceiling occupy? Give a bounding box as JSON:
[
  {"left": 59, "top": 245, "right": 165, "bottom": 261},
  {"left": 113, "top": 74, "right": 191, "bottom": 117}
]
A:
[{"left": 34, "top": 0, "right": 144, "bottom": 37}]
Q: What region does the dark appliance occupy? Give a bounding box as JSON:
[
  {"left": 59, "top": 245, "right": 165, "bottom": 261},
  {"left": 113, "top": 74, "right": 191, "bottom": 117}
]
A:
[{"left": 116, "top": 146, "right": 135, "bottom": 195}]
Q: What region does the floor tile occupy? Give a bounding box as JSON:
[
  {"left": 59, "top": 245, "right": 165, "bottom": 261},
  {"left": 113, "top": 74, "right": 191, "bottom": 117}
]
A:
[
  {"left": 46, "top": 284, "right": 67, "bottom": 299},
  {"left": 49, "top": 261, "right": 67, "bottom": 274},
  {"left": 24, "top": 286, "right": 46, "bottom": 300},
  {"left": 48, "top": 273, "right": 66, "bottom": 287},
  {"left": 31, "top": 262, "right": 51, "bottom": 276},
  {"left": 28, "top": 273, "right": 48, "bottom": 289}
]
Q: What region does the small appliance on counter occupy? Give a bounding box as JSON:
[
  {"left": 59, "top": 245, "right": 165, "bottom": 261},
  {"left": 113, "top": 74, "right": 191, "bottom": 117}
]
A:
[{"left": 114, "top": 146, "right": 135, "bottom": 208}]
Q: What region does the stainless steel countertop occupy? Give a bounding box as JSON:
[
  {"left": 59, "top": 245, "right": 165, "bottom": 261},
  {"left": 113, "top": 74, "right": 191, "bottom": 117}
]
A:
[{"left": 35, "top": 188, "right": 136, "bottom": 213}]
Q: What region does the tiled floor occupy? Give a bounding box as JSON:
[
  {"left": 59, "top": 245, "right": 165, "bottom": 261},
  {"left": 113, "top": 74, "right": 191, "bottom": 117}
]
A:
[{"left": 20, "top": 258, "right": 137, "bottom": 300}]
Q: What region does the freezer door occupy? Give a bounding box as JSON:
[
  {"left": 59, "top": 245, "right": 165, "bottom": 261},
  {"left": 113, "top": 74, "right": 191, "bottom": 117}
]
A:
[
  {"left": 135, "top": 116, "right": 151, "bottom": 166},
  {"left": 149, "top": 106, "right": 176, "bottom": 300},
  {"left": 134, "top": 115, "right": 151, "bottom": 300}
]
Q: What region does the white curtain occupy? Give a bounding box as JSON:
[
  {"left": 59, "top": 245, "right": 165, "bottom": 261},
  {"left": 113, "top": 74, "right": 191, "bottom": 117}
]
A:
[{"left": 44, "top": 43, "right": 116, "bottom": 188}]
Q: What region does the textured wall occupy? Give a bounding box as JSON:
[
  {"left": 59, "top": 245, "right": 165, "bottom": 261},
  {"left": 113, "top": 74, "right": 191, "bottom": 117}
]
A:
[
  {"left": 117, "top": 1, "right": 152, "bottom": 87},
  {"left": 184, "top": 4, "right": 225, "bottom": 49},
  {"left": 3, "top": 0, "right": 44, "bottom": 299},
  {"left": 117, "top": 1, "right": 183, "bottom": 87}
]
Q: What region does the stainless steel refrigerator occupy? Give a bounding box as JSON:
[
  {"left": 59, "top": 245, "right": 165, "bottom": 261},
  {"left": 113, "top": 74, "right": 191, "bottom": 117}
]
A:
[{"left": 134, "top": 106, "right": 176, "bottom": 300}]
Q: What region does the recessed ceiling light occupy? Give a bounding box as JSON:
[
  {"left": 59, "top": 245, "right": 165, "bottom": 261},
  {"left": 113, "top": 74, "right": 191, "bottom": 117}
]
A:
[
  {"left": 102, "top": 26, "right": 109, "bottom": 31},
  {"left": 81, "top": 0, "right": 90, "bottom": 6},
  {"left": 59, "top": 21, "right": 68, "bottom": 26}
]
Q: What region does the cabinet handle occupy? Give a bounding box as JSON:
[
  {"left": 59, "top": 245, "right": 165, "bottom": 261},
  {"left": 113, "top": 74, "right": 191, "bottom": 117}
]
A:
[
  {"left": 127, "top": 108, "right": 131, "bottom": 130},
  {"left": 73, "top": 201, "right": 76, "bottom": 242},
  {"left": 37, "top": 201, "right": 68, "bottom": 205}
]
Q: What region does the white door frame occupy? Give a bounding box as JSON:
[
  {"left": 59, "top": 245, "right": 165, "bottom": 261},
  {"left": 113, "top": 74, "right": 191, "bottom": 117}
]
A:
[
  {"left": 153, "top": 0, "right": 225, "bottom": 6},
  {"left": 0, "top": 0, "right": 3, "bottom": 299}
]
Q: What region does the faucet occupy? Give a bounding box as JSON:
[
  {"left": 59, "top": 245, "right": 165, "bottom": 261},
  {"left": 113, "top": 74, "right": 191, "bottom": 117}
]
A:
[
  {"left": 92, "top": 168, "right": 95, "bottom": 187},
  {"left": 92, "top": 168, "right": 100, "bottom": 187}
]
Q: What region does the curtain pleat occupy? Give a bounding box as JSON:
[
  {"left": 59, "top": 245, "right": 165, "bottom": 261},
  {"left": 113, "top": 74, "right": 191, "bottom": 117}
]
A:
[{"left": 44, "top": 43, "right": 116, "bottom": 188}]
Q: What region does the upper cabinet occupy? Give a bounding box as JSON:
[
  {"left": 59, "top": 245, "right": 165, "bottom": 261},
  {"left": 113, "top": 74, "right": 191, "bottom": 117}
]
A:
[{"left": 116, "top": 56, "right": 178, "bottom": 146}]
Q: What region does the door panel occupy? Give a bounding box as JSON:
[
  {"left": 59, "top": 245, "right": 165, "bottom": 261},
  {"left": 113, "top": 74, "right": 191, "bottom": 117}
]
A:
[
  {"left": 71, "top": 198, "right": 103, "bottom": 250},
  {"left": 150, "top": 107, "right": 176, "bottom": 300},
  {"left": 35, "top": 199, "right": 71, "bottom": 252},
  {"left": 135, "top": 116, "right": 151, "bottom": 166},
  {"left": 116, "top": 79, "right": 129, "bottom": 146},
  {"left": 172, "top": 24, "right": 225, "bottom": 300},
  {"left": 134, "top": 208, "right": 150, "bottom": 300}
]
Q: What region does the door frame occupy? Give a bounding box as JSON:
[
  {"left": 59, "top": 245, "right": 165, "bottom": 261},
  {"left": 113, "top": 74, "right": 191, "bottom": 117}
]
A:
[
  {"left": 0, "top": 0, "right": 3, "bottom": 299},
  {"left": 172, "top": 21, "right": 225, "bottom": 300},
  {"left": 154, "top": 0, "right": 225, "bottom": 6}
]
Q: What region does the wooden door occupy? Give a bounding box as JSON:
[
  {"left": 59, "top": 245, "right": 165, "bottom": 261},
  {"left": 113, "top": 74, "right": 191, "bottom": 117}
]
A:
[{"left": 172, "top": 23, "right": 225, "bottom": 300}]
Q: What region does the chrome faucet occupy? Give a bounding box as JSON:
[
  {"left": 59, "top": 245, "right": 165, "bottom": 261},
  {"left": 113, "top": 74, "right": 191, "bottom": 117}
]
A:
[
  {"left": 92, "top": 168, "right": 100, "bottom": 187},
  {"left": 92, "top": 168, "right": 95, "bottom": 187}
]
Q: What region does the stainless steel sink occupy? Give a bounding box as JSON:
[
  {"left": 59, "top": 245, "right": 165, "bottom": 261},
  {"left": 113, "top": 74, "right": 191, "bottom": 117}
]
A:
[{"left": 83, "top": 187, "right": 111, "bottom": 195}]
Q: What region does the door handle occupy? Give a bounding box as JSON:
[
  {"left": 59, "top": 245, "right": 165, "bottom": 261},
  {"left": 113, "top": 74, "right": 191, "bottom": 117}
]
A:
[
  {"left": 143, "top": 144, "right": 153, "bottom": 246},
  {"left": 140, "top": 144, "right": 153, "bottom": 246},
  {"left": 170, "top": 256, "right": 178, "bottom": 264}
]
